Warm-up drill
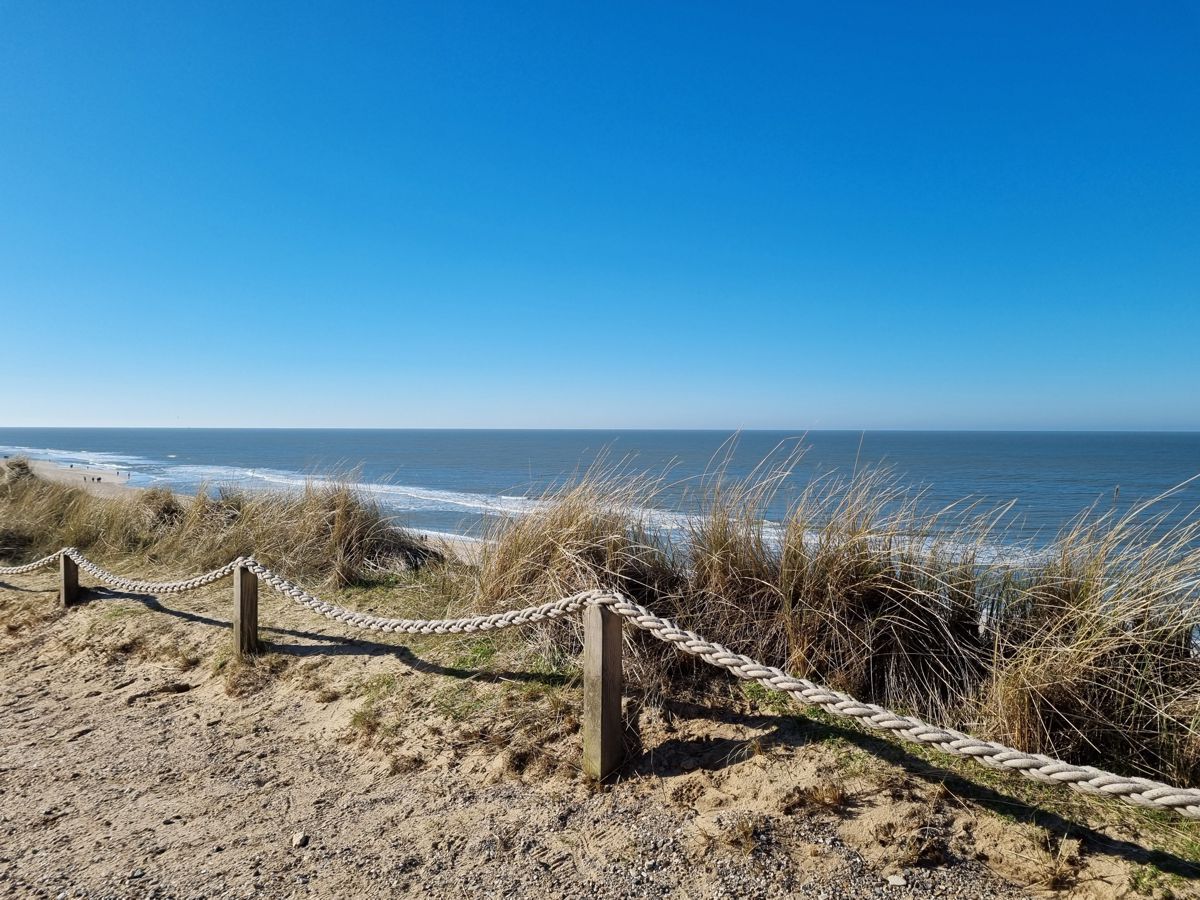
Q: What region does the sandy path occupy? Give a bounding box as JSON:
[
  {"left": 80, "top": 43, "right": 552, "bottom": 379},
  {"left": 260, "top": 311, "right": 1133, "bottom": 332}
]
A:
[{"left": 0, "top": 568, "right": 1057, "bottom": 899}]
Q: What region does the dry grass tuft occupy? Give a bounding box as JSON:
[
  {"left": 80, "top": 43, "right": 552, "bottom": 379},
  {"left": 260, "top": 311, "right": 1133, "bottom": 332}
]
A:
[
  {"left": 1033, "top": 829, "right": 1083, "bottom": 891},
  {"left": 780, "top": 780, "right": 852, "bottom": 815},
  {"left": 475, "top": 465, "right": 679, "bottom": 609},
  {"left": 470, "top": 453, "right": 1200, "bottom": 786},
  {"left": 0, "top": 457, "right": 33, "bottom": 485},
  {"left": 473, "top": 464, "right": 685, "bottom": 692},
  {"left": 0, "top": 458, "right": 436, "bottom": 587},
  {"left": 982, "top": 505, "right": 1200, "bottom": 785},
  {"left": 218, "top": 652, "right": 291, "bottom": 698}
]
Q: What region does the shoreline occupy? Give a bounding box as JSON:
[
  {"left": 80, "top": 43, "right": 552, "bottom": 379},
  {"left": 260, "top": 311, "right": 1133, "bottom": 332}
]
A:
[
  {"left": 24, "top": 458, "right": 135, "bottom": 499},
  {"left": 16, "top": 457, "right": 484, "bottom": 564},
  {"left": 13, "top": 458, "right": 1039, "bottom": 568}
]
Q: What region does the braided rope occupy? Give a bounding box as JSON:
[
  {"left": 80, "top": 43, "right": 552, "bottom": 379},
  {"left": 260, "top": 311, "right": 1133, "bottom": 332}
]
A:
[
  {"left": 242, "top": 557, "right": 595, "bottom": 633},
  {"left": 2, "top": 548, "right": 1199, "bottom": 818},
  {"left": 591, "top": 593, "right": 1200, "bottom": 820},
  {"left": 0, "top": 549, "right": 65, "bottom": 575},
  {"left": 63, "top": 548, "right": 241, "bottom": 594}
]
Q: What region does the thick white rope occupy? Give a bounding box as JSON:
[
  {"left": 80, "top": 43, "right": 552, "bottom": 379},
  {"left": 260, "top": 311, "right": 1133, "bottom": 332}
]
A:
[
  {"left": 241, "top": 557, "right": 593, "bottom": 634},
  {"left": 590, "top": 593, "right": 1200, "bottom": 820},
  {"left": 66, "top": 549, "right": 241, "bottom": 594},
  {"left": 3, "top": 547, "right": 1200, "bottom": 819},
  {"left": 0, "top": 550, "right": 67, "bottom": 575},
  {"left": 0, "top": 548, "right": 240, "bottom": 591}
]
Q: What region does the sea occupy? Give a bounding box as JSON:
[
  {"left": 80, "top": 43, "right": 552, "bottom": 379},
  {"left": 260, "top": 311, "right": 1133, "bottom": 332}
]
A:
[{"left": 2, "top": 429, "right": 1198, "bottom": 549}]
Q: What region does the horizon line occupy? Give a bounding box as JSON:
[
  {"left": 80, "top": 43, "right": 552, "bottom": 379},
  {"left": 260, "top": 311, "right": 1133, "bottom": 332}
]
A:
[{"left": 3, "top": 425, "right": 1199, "bottom": 433}]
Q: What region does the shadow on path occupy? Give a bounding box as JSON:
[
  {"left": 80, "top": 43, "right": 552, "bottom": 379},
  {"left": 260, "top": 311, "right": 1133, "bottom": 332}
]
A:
[
  {"left": 0, "top": 580, "right": 52, "bottom": 593},
  {"left": 85, "top": 587, "right": 570, "bottom": 687}
]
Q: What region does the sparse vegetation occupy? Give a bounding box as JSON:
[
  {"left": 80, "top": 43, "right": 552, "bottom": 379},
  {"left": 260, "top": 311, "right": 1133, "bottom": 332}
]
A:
[
  {"left": 2, "top": 453, "right": 1199, "bottom": 793},
  {"left": 1130, "top": 862, "right": 1186, "bottom": 897},
  {"left": 219, "top": 651, "right": 291, "bottom": 697},
  {"left": 1033, "top": 829, "right": 1083, "bottom": 891},
  {"left": 780, "top": 780, "right": 852, "bottom": 815}
]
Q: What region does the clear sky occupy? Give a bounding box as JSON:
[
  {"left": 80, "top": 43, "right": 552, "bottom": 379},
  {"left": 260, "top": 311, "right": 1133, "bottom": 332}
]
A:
[{"left": 2, "top": 2, "right": 1197, "bottom": 429}]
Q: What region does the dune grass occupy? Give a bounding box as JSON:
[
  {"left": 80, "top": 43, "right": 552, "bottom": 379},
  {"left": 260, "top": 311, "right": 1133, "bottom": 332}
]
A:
[
  {"left": 470, "top": 458, "right": 1200, "bottom": 788},
  {"left": 3, "top": 453, "right": 1198, "bottom": 788},
  {"left": 0, "top": 458, "right": 434, "bottom": 586}
]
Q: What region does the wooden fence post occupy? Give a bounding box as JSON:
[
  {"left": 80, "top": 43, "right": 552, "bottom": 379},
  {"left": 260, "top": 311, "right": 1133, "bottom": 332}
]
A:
[
  {"left": 582, "top": 603, "right": 624, "bottom": 781},
  {"left": 233, "top": 564, "right": 260, "bottom": 659},
  {"left": 60, "top": 554, "right": 79, "bottom": 607}
]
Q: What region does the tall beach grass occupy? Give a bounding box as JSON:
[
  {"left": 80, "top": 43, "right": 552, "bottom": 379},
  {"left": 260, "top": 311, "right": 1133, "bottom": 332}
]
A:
[
  {"left": 3, "top": 453, "right": 1198, "bottom": 786},
  {"left": 470, "top": 457, "right": 1200, "bottom": 787},
  {"left": 0, "top": 458, "right": 433, "bottom": 586}
]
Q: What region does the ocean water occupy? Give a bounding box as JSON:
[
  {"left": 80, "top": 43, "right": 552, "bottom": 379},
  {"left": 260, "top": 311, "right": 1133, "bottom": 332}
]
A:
[{"left": 1, "top": 428, "right": 1198, "bottom": 548}]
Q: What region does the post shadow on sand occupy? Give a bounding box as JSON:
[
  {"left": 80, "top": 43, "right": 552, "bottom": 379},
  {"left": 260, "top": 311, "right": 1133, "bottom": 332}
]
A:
[
  {"left": 52, "top": 586, "right": 1200, "bottom": 881},
  {"left": 0, "top": 580, "right": 45, "bottom": 593}
]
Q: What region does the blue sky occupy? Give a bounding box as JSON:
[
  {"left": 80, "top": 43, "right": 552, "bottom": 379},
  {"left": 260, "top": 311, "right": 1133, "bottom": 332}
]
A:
[{"left": 2, "top": 2, "right": 1197, "bottom": 429}]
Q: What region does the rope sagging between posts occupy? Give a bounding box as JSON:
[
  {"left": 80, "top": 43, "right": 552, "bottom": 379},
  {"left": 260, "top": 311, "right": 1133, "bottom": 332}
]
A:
[
  {"left": 3, "top": 547, "right": 1200, "bottom": 820},
  {"left": 0, "top": 550, "right": 67, "bottom": 575},
  {"left": 240, "top": 557, "right": 594, "bottom": 634}
]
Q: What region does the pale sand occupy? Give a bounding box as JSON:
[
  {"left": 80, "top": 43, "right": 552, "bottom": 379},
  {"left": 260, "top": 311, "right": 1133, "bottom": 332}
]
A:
[
  {"left": 426, "top": 532, "right": 485, "bottom": 566},
  {"left": 20, "top": 458, "right": 485, "bottom": 563},
  {"left": 26, "top": 458, "right": 136, "bottom": 499}
]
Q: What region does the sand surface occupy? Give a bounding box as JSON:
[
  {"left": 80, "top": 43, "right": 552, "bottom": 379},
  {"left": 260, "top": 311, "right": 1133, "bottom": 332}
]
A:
[
  {"left": 23, "top": 459, "right": 135, "bottom": 499},
  {"left": 1, "top": 565, "right": 1195, "bottom": 898}
]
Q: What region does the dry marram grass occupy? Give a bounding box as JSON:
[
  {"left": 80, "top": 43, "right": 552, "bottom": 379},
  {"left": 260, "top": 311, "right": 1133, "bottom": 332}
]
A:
[
  {"left": 3, "top": 454, "right": 1199, "bottom": 789},
  {"left": 0, "top": 459, "right": 434, "bottom": 587}
]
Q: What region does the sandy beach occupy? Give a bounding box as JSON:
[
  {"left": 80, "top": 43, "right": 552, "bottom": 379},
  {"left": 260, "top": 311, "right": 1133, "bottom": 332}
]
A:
[{"left": 21, "top": 458, "right": 135, "bottom": 498}]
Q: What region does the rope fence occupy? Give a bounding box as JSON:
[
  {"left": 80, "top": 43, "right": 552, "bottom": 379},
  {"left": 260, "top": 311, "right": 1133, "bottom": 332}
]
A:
[{"left": 3, "top": 547, "right": 1200, "bottom": 821}]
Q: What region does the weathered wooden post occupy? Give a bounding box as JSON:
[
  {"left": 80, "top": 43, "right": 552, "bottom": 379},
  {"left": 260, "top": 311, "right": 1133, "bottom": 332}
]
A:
[
  {"left": 582, "top": 603, "right": 623, "bottom": 780},
  {"left": 60, "top": 554, "right": 79, "bottom": 607},
  {"left": 233, "top": 563, "right": 260, "bottom": 659}
]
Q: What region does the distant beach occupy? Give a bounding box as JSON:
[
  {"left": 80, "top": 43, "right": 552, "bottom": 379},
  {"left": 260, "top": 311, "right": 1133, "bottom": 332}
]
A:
[{"left": 22, "top": 458, "right": 133, "bottom": 498}]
